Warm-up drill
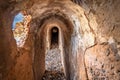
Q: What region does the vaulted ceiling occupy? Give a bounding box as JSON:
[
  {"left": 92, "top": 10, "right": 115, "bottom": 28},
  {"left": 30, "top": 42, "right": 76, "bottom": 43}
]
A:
[{"left": 0, "top": 0, "right": 82, "bottom": 9}]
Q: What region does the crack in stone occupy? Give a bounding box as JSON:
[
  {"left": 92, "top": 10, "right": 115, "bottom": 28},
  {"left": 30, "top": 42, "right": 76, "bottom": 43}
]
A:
[
  {"left": 83, "top": 43, "right": 97, "bottom": 80},
  {"left": 111, "top": 25, "right": 116, "bottom": 32}
]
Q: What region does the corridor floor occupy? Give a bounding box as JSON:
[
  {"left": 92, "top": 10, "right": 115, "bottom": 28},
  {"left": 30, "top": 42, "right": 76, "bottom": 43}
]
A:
[{"left": 42, "top": 48, "right": 66, "bottom": 80}]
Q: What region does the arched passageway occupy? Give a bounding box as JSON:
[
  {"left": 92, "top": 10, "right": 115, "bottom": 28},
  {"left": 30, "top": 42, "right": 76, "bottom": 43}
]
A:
[
  {"left": 32, "top": 12, "right": 74, "bottom": 80},
  {"left": 7, "top": 1, "right": 87, "bottom": 80},
  {"left": 1, "top": 0, "right": 120, "bottom": 80}
]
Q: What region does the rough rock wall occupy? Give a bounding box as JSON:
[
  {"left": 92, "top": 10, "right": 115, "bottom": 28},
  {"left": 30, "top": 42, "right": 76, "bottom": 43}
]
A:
[
  {"left": 0, "top": 0, "right": 120, "bottom": 80},
  {"left": 80, "top": 0, "right": 120, "bottom": 79},
  {"left": 0, "top": 4, "right": 18, "bottom": 80},
  {"left": 0, "top": 1, "right": 34, "bottom": 80}
]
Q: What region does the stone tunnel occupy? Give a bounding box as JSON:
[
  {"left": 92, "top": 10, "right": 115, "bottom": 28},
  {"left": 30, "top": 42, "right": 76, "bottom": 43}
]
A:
[{"left": 0, "top": 0, "right": 120, "bottom": 80}]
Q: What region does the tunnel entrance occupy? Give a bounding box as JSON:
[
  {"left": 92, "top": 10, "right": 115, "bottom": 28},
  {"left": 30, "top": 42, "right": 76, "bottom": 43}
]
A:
[{"left": 50, "top": 27, "right": 59, "bottom": 49}]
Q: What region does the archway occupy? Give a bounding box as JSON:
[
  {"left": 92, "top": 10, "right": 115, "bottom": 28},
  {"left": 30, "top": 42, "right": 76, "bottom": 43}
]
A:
[{"left": 50, "top": 27, "right": 59, "bottom": 49}]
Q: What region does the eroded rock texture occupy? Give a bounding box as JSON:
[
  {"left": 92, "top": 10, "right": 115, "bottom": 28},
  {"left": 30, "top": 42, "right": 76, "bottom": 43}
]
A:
[{"left": 0, "top": 0, "right": 120, "bottom": 80}]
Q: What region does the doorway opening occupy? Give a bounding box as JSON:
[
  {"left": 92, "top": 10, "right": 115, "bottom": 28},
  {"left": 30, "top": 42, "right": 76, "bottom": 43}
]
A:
[{"left": 50, "top": 27, "right": 59, "bottom": 49}]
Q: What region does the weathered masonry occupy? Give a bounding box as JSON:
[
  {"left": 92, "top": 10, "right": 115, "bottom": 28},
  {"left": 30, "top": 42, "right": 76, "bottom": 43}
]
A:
[{"left": 0, "top": 0, "right": 120, "bottom": 80}]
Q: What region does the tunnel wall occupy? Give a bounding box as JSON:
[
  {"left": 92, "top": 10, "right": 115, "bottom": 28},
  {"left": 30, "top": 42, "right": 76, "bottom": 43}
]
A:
[
  {"left": 0, "top": 7, "right": 18, "bottom": 80},
  {"left": 80, "top": 0, "right": 120, "bottom": 79},
  {"left": 0, "top": 0, "right": 120, "bottom": 80}
]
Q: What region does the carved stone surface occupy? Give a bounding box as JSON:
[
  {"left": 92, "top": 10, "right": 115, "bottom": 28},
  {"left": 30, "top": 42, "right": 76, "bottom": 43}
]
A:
[{"left": 0, "top": 0, "right": 120, "bottom": 80}]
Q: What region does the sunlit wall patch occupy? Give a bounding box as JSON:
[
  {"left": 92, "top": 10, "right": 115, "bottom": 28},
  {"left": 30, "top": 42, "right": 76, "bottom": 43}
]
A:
[{"left": 12, "top": 11, "right": 31, "bottom": 47}]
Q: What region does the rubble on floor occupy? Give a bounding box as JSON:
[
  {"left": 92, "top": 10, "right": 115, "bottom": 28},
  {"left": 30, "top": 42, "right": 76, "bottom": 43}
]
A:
[{"left": 43, "top": 48, "right": 66, "bottom": 80}]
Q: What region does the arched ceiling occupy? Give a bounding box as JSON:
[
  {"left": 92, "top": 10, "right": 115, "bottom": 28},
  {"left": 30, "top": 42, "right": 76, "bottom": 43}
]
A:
[{"left": 0, "top": 0, "right": 82, "bottom": 10}]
